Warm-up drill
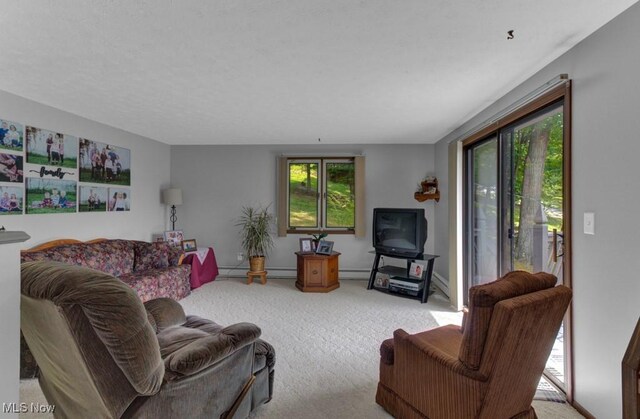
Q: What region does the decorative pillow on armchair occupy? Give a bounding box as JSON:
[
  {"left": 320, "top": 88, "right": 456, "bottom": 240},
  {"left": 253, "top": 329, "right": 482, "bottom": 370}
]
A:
[{"left": 134, "top": 242, "right": 170, "bottom": 271}]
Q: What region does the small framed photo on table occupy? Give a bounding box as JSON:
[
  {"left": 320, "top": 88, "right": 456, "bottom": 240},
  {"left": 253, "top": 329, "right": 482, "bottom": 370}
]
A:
[
  {"left": 299, "top": 238, "right": 313, "bottom": 253},
  {"left": 315, "top": 240, "right": 334, "bottom": 255},
  {"left": 163, "top": 230, "right": 184, "bottom": 247},
  {"left": 182, "top": 239, "right": 197, "bottom": 252}
]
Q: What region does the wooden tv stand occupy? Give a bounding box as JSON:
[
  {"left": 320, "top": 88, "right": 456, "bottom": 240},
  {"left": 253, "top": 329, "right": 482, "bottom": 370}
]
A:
[{"left": 367, "top": 251, "right": 438, "bottom": 303}]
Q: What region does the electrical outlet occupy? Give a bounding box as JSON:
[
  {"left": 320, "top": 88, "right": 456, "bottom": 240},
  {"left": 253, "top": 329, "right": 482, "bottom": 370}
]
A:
[{"left": 237, "top": 252, "right": 244, "bottom": 261}]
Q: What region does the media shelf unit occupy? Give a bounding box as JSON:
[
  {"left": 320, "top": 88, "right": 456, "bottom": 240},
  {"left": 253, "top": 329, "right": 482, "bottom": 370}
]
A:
[{"left": 367, "top": 251, "right": 438, "bottom": 303}]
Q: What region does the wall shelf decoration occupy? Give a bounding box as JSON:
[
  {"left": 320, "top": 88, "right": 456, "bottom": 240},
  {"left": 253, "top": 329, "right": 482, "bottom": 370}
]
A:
[{"left": 414, "top": 177, "right": 440, "bottom": 202}]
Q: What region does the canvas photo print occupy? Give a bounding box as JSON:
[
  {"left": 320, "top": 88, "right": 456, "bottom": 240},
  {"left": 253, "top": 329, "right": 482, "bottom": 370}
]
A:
[
  {"left": 79, "top": 139, "right": 131, "bottom": 185},
  {"left": 79, "top": 186, "right": 108, "bottom": 212},
  {"left": 26, "top": 178, "right": 76, "bottom": 214},
  {"left": 108, "top": 187, "right": 130, "bottom": 212},
  {"left": 164, "top": 230, "right": 184, "bottom": 247},
  {"left": 26, "top": 126, "right": 78, "bottom": 169},
  {"left": 0, "top": 119, "right": 24, "bottom": 152},
  {"left": 0, "top": 186, "right": 23, "bottom": 215},
  {"left": 0, "top": 153, "right": 23, "bottom": 182}
]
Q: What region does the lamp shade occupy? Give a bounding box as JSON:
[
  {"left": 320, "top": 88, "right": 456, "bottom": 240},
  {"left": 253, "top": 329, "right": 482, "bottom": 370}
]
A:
[{"left": 162, "top": 188, "right": 183, "bottom": 206}]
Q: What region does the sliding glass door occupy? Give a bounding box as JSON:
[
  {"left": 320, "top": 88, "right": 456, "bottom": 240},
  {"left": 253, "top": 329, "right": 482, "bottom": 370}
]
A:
[
  {"left": 466, "top": 137, "right": 499, "bottom": 290},
  {"left": 464, "top": 89, "right": 571, "bottom": 394},
  {"left": 504, "top": 103, "right": 567, "bottom": 389}
]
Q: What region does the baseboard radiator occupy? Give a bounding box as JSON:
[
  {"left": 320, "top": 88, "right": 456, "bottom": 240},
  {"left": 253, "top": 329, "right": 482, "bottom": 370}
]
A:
[
  {"left": 219, "top": 265, "right": 451, "bottom": 297},
  {"left": 431, "top": 272, "right": 449, "bottom": 297},
  {"left": 219, "top": 266, "right": 370, "bottom": 280}
]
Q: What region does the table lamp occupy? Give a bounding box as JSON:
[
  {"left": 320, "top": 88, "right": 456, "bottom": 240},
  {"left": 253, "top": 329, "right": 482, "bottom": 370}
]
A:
[{"left": 162, "top": 188, "right": 183, "bottom": 230}]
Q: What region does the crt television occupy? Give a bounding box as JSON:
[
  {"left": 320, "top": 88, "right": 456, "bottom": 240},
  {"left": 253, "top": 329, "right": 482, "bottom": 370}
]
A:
[{"left": 372, "top": 208, "right": 427, "bottom": 258}]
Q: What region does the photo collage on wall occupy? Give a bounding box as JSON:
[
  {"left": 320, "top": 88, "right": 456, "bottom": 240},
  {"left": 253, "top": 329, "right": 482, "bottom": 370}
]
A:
[
  {"left": 0, "top": 115, "right": 131, "bottom": 216},
  {"left": 0, "top": 118, "right": 24, "bottom": 215}
]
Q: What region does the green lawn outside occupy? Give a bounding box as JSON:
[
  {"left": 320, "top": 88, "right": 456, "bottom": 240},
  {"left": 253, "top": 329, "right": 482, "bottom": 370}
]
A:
[
  {"left": 79, "top": 168, "right": 131, "bottom": 186},
  {"left": 26, "top": 191, "right": 77, "bottom": 214},
  {"left": 326, "top": 180, "right": 354, "bottom": 227},
  {"left": 289, "top": 164, "right": 318, "bottom": 227},
  {"left": 0, "top": 210, "right": 22, "bottom": 216},
  {"left": 79, "top": 203, "right": 106, "bottom": 212},
  {"left": 27, "top": 153, "right": 77, "bottom": 169},
  {"left": 288, "top": 163, "right": 354, "bottom": 228},
  {"left": 0, "top": 144, "right": 23, "bottom": 153}
]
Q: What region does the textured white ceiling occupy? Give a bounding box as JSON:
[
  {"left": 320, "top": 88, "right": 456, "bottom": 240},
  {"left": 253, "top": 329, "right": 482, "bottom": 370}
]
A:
[{"left": 0, "top": 1, "right": 636, "bottom": 145}]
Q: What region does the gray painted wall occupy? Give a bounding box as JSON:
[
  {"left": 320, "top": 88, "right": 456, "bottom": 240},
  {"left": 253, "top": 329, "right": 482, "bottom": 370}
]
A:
[
  {"left": 0, "top": 89, "right": 171, "bottom": 413},
  {"left": 170, "top": 144, "right": 436, "bottom": 275},
  {"left": 0, "top": 242, "right": 24, "bottom": 416},
  {"left": 433, "top": 3, "right": 640, "bottom": 416}
]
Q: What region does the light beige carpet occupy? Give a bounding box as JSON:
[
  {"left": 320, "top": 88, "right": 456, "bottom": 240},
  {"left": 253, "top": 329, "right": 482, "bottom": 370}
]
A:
[{"left": 20, "top": 277, "right": 583, "bottom": 418}]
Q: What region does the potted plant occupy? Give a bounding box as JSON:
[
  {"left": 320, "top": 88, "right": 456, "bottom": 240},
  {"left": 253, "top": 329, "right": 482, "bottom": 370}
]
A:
[
  {"left": 311, "top": 232, "right": 328, "bottom": 250},
  {"left": 236, "top": 205, "right": 275, "bottom": 272}
]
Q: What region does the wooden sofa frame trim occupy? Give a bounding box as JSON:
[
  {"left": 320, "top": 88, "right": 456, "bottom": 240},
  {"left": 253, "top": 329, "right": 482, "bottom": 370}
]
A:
[{"left": 22, "top": 238, "right": 108, "bottom": 253}]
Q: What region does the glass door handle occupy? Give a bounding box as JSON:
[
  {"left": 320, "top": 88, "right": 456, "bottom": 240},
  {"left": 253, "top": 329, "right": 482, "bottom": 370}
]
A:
[{"left": 552, "top": 229, "right": 565, "bottom": 262}]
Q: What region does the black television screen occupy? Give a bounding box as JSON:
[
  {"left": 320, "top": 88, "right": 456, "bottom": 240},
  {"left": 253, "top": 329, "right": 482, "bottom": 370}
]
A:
[{"left": 373, "top": 208, "right": 427, "bottom": 258}]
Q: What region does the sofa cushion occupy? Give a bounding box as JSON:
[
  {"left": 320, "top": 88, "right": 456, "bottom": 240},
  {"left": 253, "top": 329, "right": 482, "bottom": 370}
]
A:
[
  {"left": 119, "top": 265, "right": 191, "bottom": 303},
  {"left": 21, "top": 245, "right": 89, "bottom": 267},
  {"left": 381, "top": 325, "right": 463, "bottom": 367},
  {"left": 156, "top": 265, "right": 191, "bottom": 300},
  {"left": 155, "top": 315, "right": 261, "bottom": 379},
  {"left": 144, "top": 298, "right": 187, "bottom": 330},
  {"left": 167, "top": 245, "right": 183, "bottom": 266},
  {"left": 182, "top": 315, "right": 225, "bottom": 334},
  {"left": 134, "top": 242, "right": 170, "bottom": 271},
  {"left": 459, "top": 271, "right": 557, "bottom": 370},
  {"left": 21, "top": 240, "right": 136, "bottom": 277},
  {"left": 119, "top": 272, "right": 160, "bottom": 303}
]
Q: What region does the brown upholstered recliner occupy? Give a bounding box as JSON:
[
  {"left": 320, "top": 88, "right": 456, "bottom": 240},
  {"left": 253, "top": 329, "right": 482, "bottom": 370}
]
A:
[
  {"left": 376, "top": 271, "right": 572, "bottom": 419},
  {"left": 20, "top": 261, "right": 275, "bottom": 419}
]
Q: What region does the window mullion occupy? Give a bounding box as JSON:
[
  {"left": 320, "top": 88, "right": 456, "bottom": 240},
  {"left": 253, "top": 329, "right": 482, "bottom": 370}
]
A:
[{"left": 320, "top": 159, "right": 326, "bottom": 229}]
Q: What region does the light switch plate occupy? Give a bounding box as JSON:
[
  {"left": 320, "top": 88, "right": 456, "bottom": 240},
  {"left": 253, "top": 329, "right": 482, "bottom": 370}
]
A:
[{"left": 584, "top": 212, "right": 595, "bottom": 235}]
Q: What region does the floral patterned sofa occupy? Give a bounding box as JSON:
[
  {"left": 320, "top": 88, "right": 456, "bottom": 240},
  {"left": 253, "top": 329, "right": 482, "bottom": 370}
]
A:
[
  {"left": 20, "top": 238, "right": 192, "bottom": 379},
  {"left": 21, "top": 239, "right": 191, "bottom": 302}
]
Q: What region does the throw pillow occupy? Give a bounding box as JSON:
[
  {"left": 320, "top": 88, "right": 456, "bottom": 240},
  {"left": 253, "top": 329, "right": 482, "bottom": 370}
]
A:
[
  {"left": 166, "top": 244, "right": 184, "bottom": 266},
  {"left": 134, "top": 242, "right": 170, "bottom": 271}
]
